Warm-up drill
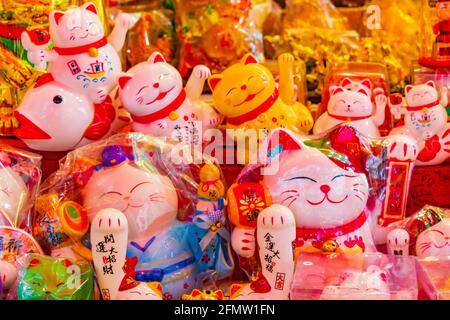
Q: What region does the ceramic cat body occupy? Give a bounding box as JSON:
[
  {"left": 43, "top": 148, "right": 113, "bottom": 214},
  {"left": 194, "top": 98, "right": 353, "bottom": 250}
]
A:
[
  {"left": 208, "top": 53, "right": 313, "bottom": 140},
  {"left": 21, "top": 3, "right": 136, "bottom": 103},
  {"left": 118, "top": 52, "right": 221, "bottom": 145},
  {"left": 389, "top": 81, "right": 450, "bottom": 166},
  {"left": 0, "top": 166, "right": 28, "bottom": 226},
  {"left": 314, "top": 79, "right": 387, "bottom": 137}
]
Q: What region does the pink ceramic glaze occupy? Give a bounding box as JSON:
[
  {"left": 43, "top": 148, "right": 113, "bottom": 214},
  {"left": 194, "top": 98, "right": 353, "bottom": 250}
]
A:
[
  {"left": 118, "top": 52, "right": 221, "bottom": 145},
  {"left": 416, "top": 218, "right": 450, "bottom": 258}
]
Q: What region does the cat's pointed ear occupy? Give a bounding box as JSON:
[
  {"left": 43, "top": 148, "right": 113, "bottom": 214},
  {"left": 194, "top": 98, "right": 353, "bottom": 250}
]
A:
[
  {"left": 360, "top": 78, "right": 373, "bottom": 90},
  {"left": 208, "top": 74, "right": 223, "bottom": 91},
  {"left": 50, "top": 11, "right": 65, "bottom": 26},
  {"left": 405, "top": 85, "right": 414, "bottom": 94},
  {"left": 425, "top": 80, "right": 436, "bottom": 89},
  {"left": 357, "top": 88, "right": 369, "bottom": 96},
  {"left": 330, "top": 86, "right": 344, "bottom": 95},
  {"left": 118, "top": 73, "right": 132, "bottom": 90},
  {"left": 148, "top": 52, "right": 166, "bottom": 64},
  {"left": 340, "top": 77, "right": 352, "bottom": 87},
  {"left": 82, "top": 2, "right": 98, "bottom": 15},
  {"left": 261, "top": 128, "right": 303, "bottom": 165},
  {"left": 241, "top": 54, "right": 258, "bottom": 65}
]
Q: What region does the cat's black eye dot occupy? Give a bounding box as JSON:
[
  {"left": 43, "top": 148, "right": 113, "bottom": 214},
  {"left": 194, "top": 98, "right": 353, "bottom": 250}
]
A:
[{"left": 53, "top": 95, "right": 63, "bottom": 104}]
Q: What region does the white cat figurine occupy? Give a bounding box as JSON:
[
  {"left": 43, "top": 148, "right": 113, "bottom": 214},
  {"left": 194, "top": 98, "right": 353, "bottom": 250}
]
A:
[
  {"left": 314, "top": 79, "right": 387, "bottom": 137},
  {"left": 117, "top": 52, "right": 221, "bottom": 146},
  {"left": 389, "top": 80, "right": 450, "bottom": 166},
  {"left": 21, "top": 2, "right": 136, "bottom": 103}
]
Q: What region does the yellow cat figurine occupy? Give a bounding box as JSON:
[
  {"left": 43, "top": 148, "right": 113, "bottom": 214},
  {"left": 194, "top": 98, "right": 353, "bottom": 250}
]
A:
[{"left": 208, "top": 53, "right": 313, "bottom": 144}]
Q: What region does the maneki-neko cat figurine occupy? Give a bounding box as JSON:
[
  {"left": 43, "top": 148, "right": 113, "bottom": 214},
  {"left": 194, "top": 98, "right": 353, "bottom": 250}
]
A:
[
  {"left": 389, "top": 80, "right": 450, "bottom": 166},
  {"left": 118, "top": 52, "right": 221, "bottom": 147},
  {"left": 208, "top": 53, "right": 313, "bottom": 158},
  {"left": 227, "top": 125, "right": 419, "bottom": 261},
  {"left": 314, "top": 78, "right": 387, "bottom": 137},
  {"left": 21, "top": 2, "right": 136, "bottom": 104}
]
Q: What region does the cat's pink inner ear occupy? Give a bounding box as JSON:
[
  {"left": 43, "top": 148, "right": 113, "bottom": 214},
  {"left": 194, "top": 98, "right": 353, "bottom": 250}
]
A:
[
  {"left": 149, "top": 52, "right": 166, "bottom": 64},
  {"left": 118, "top": 75, "right": 132, "bottom": 89},
  {"left": 268, "top": 129, "right": 302, "bottom": 156},
  {"left": 405, "top": 85, "right": 413, "bottom": 94},
  {"left": 52, "top": 12, "right": 64, "bottom": 25},
  {"left": 340, "top": 77, "right": 352, "bottom": 87},
  {"left": 425, "top": 80, "right": 436, "bottom": 89},
  {"left": 357, "top": 88, "right": 369, "bottom": 96},
  {"left": 84, "top": 3, "right": 98, "bottom": 15}
]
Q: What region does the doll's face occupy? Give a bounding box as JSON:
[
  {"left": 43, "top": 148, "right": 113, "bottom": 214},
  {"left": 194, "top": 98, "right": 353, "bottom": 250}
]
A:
[
  {"left": 416, "top": 219, "right": 450, "bottom": 258},
  {"left": 263, "top": 142, "right": 369, "bottom": 229},
  {"left": 0, "top": 167, "right": 28, "bottom": 225},
  {"left": 83, "top": 163, "right": 178, "bottom": 240},
  {"left": 209, "top": 55, "right": 276, "bottom": 118},
  {"left": 49, "top": 2, "right": 104, "bottom": 48}
]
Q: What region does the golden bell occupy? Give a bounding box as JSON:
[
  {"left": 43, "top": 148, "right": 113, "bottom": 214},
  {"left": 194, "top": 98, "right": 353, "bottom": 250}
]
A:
[
  {"left": 322, "top": 239, "right": 338, "bottom": 253},
  {"left": 169, "top": 111, "right": 178, "bottom": 121},
  {"left": 257, "top": 113, "right": 268, "bottom": 122},
  {"left": 210, "top": 225, "right": 217, "bottom": 232},
  {"left": 88, "top": 47, "right": 98, "bottom": 57}
]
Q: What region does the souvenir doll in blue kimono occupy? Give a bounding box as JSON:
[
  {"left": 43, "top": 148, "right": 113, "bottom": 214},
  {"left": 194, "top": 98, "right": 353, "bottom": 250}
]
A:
[
  {"left": 82, "top": 146, "right": 197, "bottom": 300},
  {"left": 187, "top": 164, "right": 234, "bottom": 281}
]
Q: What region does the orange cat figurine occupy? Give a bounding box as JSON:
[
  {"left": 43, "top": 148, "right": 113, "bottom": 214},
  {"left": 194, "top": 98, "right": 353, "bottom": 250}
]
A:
[{"left": 208, "top": 53, "right": 313, "bottom": 162}]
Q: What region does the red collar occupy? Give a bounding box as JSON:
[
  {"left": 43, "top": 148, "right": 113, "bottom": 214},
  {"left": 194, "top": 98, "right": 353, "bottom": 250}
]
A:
[
  {"left": 328, "top": 113, "right": 372, "bottom": 121},
  {"left": 53, "top": 37, "right": 107, "bottom": 55},
  {"left": 131, "top": 89, "right": 186, "bottom": 124},
  {"left": 296, "top": 210, "right": 367, "bottom": 241},
  {"left": 225, "top": 89, "right": 279, "bottom": 126},
  {"left": 406, "top": 100, "right": 440, "bottom": 112}
]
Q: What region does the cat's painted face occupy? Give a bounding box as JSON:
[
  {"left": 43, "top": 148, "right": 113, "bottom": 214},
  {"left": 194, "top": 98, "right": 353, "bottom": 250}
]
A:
[
  {"left": 405, "top": 81, "right": 439, "bottom": 107},
  {"left": 49, "top": 2, "right": 104, "bottom": 48},
  {"left": 262, "top": 131, "right": 369, "bottom": 229},
  {"left": 340, "top": 78, "right": 372, "bottom": 96},
  {"left": 208, "top": 54, "right": 276, "bottom": 118},
  {"left": 116, "top": 282, "right": 162, "bottom": 300},
  {"left": 327, "top": 87, "right": 373, "bottom": 117},
  {"left": 118, "top": 52, "right": 183, "bottom": 117},
  {"left": 0, "top": 167, "right": 27, "bottom": 226},
  {"left": 83, "top": 162, "right": 178, "bottom": 240},
  {"left": 416, "top": 218, "right": 450, "bottom": 258}
]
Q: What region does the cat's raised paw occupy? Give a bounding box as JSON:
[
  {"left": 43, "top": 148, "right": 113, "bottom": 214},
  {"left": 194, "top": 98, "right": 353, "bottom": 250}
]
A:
[
  {"left": 115, "top": 12, "right": 138, "bottom": 30},
  {"left": 386, "top": 135, "right": 419, "bottom": 162},
  {"left": 193, "top": 65, "right": 211, "bottom": 80},
  {"left": 91, "top": 208, "right": 128, "bottom": 233},
  {"left": 258, "top": 204, "right": 295, "bottom": 229}
]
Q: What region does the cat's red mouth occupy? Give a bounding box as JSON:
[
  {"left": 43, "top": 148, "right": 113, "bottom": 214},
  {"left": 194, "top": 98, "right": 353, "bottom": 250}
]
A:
[
  {"left": 234, "top": 88, "right": 264, "bottom": 107},
  {"left": 145, "top": 86, "right": 175, "bottom": 105},
  {"left": 307, "top": 194, "right": 348, "bottom": 206}
]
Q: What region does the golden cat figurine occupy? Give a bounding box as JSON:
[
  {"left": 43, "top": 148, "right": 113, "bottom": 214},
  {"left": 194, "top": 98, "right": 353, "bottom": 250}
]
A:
[{"left": 208, "top": 53, "right": 313, "bottom": 157}]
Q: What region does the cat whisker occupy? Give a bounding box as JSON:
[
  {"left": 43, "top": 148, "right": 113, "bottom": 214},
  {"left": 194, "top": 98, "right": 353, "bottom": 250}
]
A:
[
  {"left": 287, "top": 197, "right": 298, "bottom": 208},
  {"left": 353, "top": 189, "right": 367, "bottom": 196},
  {"left": 354, "top": 194, "right": 364, "bottom": 203},
  {"left": 281, "top": 190, "right": 299, "bottom": 195},
  {"left": 281, "top": 195, "right": 299, "bottom": 205}
]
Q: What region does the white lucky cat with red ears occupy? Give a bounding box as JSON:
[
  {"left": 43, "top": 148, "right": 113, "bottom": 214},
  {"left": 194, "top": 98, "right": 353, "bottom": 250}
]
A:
[
  {"left": 21, "top": 2, "right": 137, "bottom": 104},
  {"left": 314, "top": 78, "right": 387, "bottom": 137},
  {"left": 389, "top": 80, "right": 450, "bottom": 166},
  {"left": 117, "top": 52, "right": 221, "bottom": 146},
  {"left": 231, "top": 126, "right": 418, "bottom": 258}
]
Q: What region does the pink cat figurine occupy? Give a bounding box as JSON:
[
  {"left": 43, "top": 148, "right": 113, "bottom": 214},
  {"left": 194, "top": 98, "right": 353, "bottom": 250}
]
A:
[
  {"left": 21, "top": 2, "right": 136, "bottom": 104},
  {"left": 389, "top": 80, "right": 450, "bottom": 166},
  {"left": 14, "top": 74, "right": 118, "bottom": 152},
  {"left": 117, "top": 52, "right": 221, "bottom": 146},
  {"left": 416, "top": 218, "right": 450, "bottom": 258},
  {"left": 314, "top": 78, "right": 387, "bottom": 137}
]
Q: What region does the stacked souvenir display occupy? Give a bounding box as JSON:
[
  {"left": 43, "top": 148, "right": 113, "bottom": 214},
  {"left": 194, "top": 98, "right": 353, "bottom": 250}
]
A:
[{"left": 0, "top": 0, "right": 448, "bottom": 301}]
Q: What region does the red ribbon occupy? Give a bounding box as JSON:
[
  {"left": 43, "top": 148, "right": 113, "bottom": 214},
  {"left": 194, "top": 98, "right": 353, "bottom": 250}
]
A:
[
  {"left": 53, "top": 37, "right": 108, "bottom": 55},
  {"left": 131, "top": 89, "right": 186, "bottom": 124},
  {"left": 328, "top": 113, "right": 372, "bottom": 121},
  {"left": 406, "top": 100, "right": 440, "bottom": 112},
  {"left": 295, "top": 210, "right": 368, "bottom": 242},
  {"left": 225, "top": 89, "right": 279, "bottom": 126}
]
